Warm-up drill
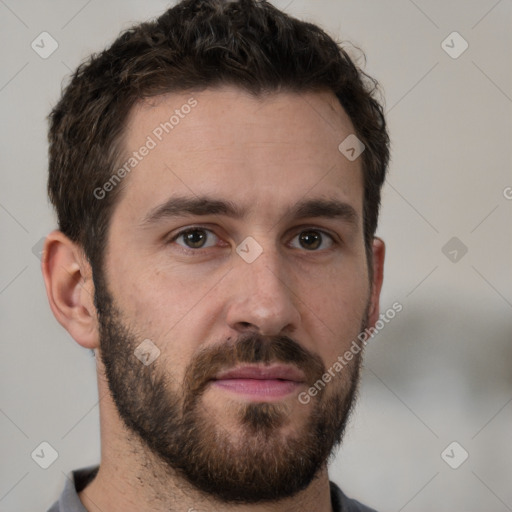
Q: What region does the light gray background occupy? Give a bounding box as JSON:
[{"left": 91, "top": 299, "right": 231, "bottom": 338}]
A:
[{"left": 1, "top": 1, "right": 511, "bottom": 510}]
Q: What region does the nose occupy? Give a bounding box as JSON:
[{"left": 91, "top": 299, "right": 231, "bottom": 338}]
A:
[{"left": 225, "top": 247, "right": 301, "bottom": 337}]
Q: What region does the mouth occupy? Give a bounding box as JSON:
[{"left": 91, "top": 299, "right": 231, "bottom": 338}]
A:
[{"left": 210, "top": 364, "right": 306, "bottom": 401}]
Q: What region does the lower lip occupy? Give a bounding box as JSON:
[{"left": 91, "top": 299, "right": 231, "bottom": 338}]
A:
[{"left": 212, "top": 379, "right": 302, "bottom": 399}]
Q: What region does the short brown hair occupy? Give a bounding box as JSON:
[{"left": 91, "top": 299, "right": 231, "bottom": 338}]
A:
[{"left": 48, "top": 0, "right": 389, "bottom": 277}]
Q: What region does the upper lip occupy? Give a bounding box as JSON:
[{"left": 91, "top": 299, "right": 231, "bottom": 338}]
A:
[{"left": 214, "top": 364, "right": 306, "bottom": 383}]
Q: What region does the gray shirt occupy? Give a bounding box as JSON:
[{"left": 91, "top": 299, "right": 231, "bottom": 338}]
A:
[{"left": 47, "top": 465, "right": 378, "bottom": 512}]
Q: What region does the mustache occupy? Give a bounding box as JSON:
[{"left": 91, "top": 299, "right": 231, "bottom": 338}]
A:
[{"left": 183, "top": 332, "right": 326, "bottom": 400}]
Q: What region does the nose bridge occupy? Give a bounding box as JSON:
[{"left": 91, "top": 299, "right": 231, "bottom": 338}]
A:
[{"left": 226, "top": 241, "right": 300, "bottom": 336}]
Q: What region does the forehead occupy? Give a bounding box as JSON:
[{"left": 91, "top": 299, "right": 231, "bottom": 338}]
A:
[{"left": 113, "top": 86, "right": 363, "bottom": 226}]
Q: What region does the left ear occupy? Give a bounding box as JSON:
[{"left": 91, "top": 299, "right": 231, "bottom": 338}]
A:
[{"left": 367, "top": 237, "right": 385, "bottom": 327}]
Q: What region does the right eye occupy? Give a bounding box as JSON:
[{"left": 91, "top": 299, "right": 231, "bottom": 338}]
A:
[{"left": 171, "top": 227, "right": 221, "bottom": 249}]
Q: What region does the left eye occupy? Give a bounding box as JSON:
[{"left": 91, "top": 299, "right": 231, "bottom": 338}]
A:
[
  {"left": 173, "top": 228, "right": 220, "bottom": 249},
  {"left": 289, "top": 230, "right": 334, "bottom": 251}
]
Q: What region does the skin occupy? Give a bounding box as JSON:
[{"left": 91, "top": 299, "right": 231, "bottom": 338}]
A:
[{"left": 42, "top": 86, "right": 385, "bottom": 512}]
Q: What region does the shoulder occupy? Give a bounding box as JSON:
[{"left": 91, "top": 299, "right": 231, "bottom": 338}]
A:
[
  {"left": 47, "top": 465, "right": 99, "bottom": 512},
  {"left": 329, "top": 480, "right": 379, "bottom": 512}
]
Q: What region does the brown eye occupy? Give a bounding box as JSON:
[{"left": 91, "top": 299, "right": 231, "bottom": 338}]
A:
[
  {"left": 299, "top": 231, "right": 321, "bottom": 250},
  {"left": 183, "top": 229, "right": 207, "bottom": 248},
  {"left": 175, "top": 228, "right": 218, "bottom": 249},
  {"left": 290, "top": 230, "right": 334, "bottom": 251}
]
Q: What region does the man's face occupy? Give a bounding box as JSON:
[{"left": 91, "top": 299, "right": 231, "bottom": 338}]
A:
[{"left": 95, "top": 87, "right": 375, "bottom": 502}]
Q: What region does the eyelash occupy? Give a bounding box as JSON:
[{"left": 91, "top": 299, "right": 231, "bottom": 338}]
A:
[
  {"left": 168, "top": 226, "right": 224, "bottom": 253},
  {"left": 167, "top": 225, "right": 338, "bottom": 253}
]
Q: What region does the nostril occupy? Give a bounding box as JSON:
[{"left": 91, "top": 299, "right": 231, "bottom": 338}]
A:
[{"left": 235, "top": 321, "right": 258, "bottom": 332}]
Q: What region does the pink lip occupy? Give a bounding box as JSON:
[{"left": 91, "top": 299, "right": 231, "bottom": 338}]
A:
[
  {"left": 214, "top": 364, "right": 306, "bottom": 383},
  {"left": 211, "top": 365, "right": 306, "bottom": 400}
]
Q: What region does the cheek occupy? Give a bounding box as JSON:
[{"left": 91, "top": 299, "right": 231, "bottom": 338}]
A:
[
  {"left": 303, "top": 256, "right": 369, "bottom": 312},
  {"left": 298, "top": 266, "right": 369, "bottom": 362},
  {"left": 112, "top": 259, "right": 212, "bottom": 323},
  {"left": 110, "top": 264, "right": 224, "bottom": 370}
]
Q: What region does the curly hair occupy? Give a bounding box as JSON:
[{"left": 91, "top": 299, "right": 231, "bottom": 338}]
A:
[{"left": 48, "top": 0, "right": 389, "bottom": 277}]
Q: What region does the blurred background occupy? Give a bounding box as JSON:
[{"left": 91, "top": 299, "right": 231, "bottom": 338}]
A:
[{"left": 0, "top": 1, "right": 511, "bottom": 510}]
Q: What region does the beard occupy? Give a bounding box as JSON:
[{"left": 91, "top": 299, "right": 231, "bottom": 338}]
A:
[{"left": 94, "top": 273, "right": 367, "bottom": 504}]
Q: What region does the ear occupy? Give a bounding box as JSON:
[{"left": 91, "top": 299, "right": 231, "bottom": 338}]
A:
[
  {"left": 41, "top": 230, "right": 100, "bottom": 349},
  {"left": 367, "top": 237, "right": 385, "bottom": 327}
]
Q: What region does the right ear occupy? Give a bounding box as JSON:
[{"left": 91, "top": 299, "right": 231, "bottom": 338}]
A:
[{"left": 41, "top": 230, "right": 100, "bottom": 349}]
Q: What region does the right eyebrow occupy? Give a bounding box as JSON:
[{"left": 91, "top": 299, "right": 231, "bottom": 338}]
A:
[{"left": 139, "top": 195, "right": 245, "bottom": 228}]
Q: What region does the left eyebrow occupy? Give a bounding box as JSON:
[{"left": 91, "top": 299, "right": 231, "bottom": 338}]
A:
[{"left": 289, "top": 198, "right": 359, "bottom": 227}]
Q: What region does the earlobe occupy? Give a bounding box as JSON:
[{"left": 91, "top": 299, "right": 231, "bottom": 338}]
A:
[
  {"left": 368, "top": 237, "right": 385, "bottom": 326},
  {"left": 41, "top": 230, "right": 100, "bottom": 349}
]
